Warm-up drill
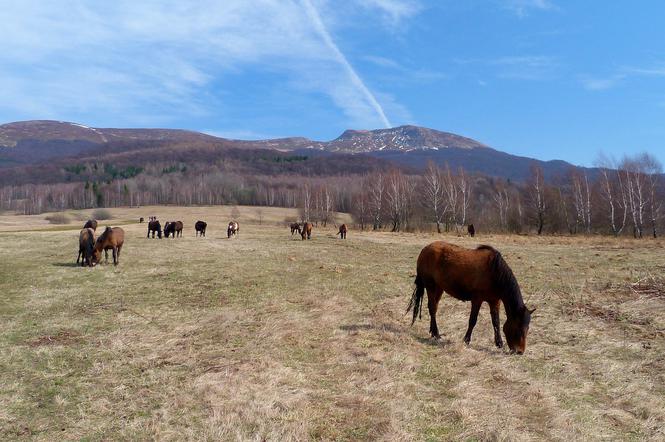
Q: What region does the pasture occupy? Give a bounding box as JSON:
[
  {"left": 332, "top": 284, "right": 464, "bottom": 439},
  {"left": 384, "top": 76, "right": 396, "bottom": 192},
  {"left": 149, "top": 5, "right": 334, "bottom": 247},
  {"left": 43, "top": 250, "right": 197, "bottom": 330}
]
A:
[{"left": 1, "top": 206, "right": 664, "bottom": 440}]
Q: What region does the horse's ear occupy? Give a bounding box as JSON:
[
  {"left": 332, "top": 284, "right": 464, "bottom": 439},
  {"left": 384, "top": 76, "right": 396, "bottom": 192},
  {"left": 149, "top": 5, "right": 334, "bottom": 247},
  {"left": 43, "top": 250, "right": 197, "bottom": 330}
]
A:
[{"left": 528, "top": 307, "right": 536, "bottom": 315}]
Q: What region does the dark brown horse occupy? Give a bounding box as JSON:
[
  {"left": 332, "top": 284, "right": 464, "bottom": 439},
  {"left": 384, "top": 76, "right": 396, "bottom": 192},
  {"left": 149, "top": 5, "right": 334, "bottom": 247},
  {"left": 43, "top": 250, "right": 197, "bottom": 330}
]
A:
[
  {"left": 407, "top": 242, "right": 535, "bottom": 354},
  {"left": 147, "top": 220, "right": 162, "bottom": 238},
  {"left": 301, "top": 222, "right": 312, "bottom": 240},
  {"left": 227, "top": 221, "right": 239, "bottom": 238},
  {"left": 468, "top": 224, "right": 475, "bottom": 237},
  {"left": 139, "top": 217, "right": 145, "bottom": 223},
  {"left": 195, "top": 220, "right": 207, "bottom": 237},
  {"left": 164, "top": 221, "right": 184, "bottom": 238},
  {"left": 338, "top": 224, "right": 347, "bottom": 239},
  {"left": 92, "top": 226, "right": 125, "bottom": 266},
  {"left": 290, "top": 223, "right": 301, "bottom": 235},
  {"left": 77, "top": 228, "right": 96, "bottom": 267},
  {"left": 83, "top": 219, "right": 98, "bottom": 231}
]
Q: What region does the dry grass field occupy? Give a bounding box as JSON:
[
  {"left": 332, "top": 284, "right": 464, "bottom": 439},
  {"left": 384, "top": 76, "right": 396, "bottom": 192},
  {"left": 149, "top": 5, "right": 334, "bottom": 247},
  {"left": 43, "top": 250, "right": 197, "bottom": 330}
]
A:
[{"left": 1, "top": 206, "right": 664, "bottom": 441}]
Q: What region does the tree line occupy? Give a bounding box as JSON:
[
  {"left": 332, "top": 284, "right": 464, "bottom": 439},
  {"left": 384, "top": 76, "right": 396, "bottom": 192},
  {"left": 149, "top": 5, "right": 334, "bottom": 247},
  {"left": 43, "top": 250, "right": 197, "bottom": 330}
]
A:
[{"left": 1, "top": 152, "right": 662, "bottom": 237}]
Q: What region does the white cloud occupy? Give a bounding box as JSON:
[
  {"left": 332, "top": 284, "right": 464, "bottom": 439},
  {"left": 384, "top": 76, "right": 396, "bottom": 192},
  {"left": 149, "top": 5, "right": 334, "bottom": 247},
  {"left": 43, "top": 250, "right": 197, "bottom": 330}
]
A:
[
  {"left": 0, "top": 0, "right": 414, "bottom": 129},
  {"left": 301, "top": 0, "right": 392, "bottom": 128},
  {"left": 624, "top": 65, "right": 665, "bottom": 77},
  {"left": 456, "top": 55, "right": 560, "bottom": 81},
  {"left": 579, "top": 63, "right": 665, "bottom": 91},
  {"left": 361, "top": 0, "right": 422, "bottom": 25},
  {"left": 579, "top": 74, "right": 625, "bottom": 91},
  {"left": 501, "top": 0, "right": 556, "bottom": 17}
]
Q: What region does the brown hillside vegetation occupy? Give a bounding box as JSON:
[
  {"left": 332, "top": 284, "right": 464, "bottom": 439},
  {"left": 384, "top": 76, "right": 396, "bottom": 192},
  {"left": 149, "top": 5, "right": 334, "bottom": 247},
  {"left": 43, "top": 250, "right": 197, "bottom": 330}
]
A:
[{"left": 1, "top": 206, "right": 664, "bottom": 440}]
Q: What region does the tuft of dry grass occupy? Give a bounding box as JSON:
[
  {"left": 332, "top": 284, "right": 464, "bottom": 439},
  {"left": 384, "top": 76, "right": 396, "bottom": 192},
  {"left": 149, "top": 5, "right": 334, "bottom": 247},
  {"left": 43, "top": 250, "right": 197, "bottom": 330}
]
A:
[
  {"left": 44, "top": 212, "right": 71, "bottom": 224},
  {"left": 0, "top": 206, "right": 664, "bottom": 440}
]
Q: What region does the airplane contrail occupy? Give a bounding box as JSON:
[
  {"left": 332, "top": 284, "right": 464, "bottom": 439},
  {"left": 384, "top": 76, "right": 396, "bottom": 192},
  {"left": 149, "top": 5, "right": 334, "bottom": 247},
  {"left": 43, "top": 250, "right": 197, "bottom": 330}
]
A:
[{"left": 301, "top": 0, "right": 392, "bottom": 128}]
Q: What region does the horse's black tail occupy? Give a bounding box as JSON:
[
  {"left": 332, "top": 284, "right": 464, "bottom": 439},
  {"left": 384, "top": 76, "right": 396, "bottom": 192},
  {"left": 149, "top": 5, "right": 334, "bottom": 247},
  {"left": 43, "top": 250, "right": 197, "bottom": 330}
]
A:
[{"left": 406, "top": 275, "right": 424, "bottom": 325}]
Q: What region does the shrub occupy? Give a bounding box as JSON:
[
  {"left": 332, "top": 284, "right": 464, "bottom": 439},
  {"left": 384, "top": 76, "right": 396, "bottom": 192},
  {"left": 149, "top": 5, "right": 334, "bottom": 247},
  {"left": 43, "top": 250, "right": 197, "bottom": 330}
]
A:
[
  {"left": 45, "top": 213, "right": 71, "bottom": 224},
  {"left": 91, "top": 208, "right": 113, "bottom": 220}
]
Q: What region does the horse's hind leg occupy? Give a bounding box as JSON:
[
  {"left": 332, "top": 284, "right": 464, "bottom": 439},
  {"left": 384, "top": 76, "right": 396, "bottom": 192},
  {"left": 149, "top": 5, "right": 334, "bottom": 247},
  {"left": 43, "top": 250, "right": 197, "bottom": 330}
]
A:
[
  {"left": 490, "top": 301, "right": 503, "bottom": 348},
  {"left": 112, "top": 247, "right": 118, "bottom": 266},
  {"left": 426, "top": 285, "right": 443, "bottom": 339},
  {"left": 463, "top": 300, "right": 482, "bottom": 345}
]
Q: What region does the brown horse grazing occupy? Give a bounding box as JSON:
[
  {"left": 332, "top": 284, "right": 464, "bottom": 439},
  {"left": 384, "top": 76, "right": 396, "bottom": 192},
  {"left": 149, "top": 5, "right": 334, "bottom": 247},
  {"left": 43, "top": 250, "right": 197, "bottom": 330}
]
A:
[
  {"left": 92, "top": 227, "right": 125, "bottom": 266},
  {"left": 468, "top": 224, "right": 475, "bottom": 237},
  {"left": 195, "top": 220, "right": 207, "bottom": 237},
  {"left": 290, "top": 223, "right": 301, "bottom": 235},
  {"left": 407, "top": 242, "right": 535, "bottom": 354},
  {"left": 77, "top": 228, "right": 96, "bottom": 267},
  {"left": 301, "top": 222, "right": 313, "bottom": 240},
  {"left": 83, "top": 219, "right": 98, "bottom": 231},
  {"left": 338, "top": 224, "right": 347, "bottom": 239},
  {"left": 227, "top": 221, "right": 239, "bottom": 238},
  {"left": 164, "top": 221, "right": 184, "bottom": 238},
  {"left": 147, "top": 220, "right": 162, "bottom": 238}
]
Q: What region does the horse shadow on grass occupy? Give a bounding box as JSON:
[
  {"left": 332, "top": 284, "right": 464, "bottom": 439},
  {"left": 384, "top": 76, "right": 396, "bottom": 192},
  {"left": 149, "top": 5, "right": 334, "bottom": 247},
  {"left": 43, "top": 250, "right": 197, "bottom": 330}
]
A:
[
  {"left": 415, "top": 335, "right": 453, "bottom": 347},
  {"left": 339, "top": 323, "right": 402, "bottom": 334},
  {"left": 52, "top": 262, "right": 80, "bottom": 268}
]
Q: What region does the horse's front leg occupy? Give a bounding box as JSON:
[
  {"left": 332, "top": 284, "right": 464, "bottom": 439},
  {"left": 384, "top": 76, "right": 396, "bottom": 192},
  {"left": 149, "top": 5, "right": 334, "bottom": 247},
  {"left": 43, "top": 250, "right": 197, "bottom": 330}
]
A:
[
  {"left": 464, "top": 300, "right": 482, "bottom": 345},
  {"left": 104, "top": 249, "right": 109, "bottom": 263},
  {"left": 490, "top": 301, "right": 503, "bottom": 348}
]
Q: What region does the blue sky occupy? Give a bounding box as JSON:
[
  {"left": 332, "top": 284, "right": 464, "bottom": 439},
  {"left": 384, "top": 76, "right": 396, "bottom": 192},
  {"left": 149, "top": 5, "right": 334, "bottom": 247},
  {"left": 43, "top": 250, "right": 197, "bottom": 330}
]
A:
[{"left": 1, "top": 0, "right": 664, "bottom": 166}]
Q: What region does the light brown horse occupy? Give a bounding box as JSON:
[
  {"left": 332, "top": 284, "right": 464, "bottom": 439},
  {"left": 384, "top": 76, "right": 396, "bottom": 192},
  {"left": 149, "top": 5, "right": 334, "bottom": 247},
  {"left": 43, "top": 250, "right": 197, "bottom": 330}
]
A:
[
  {"left": 338, "top": 224, "right": 347, "bottom": 239},
  {"left": 301, "top": 222, "right": 312, "bottom": 240},
  {"left": 92, "top": 226, "right": 125, "bottom": 266},
  {"left": 77, "top": 228, "right": 96, "bottom": 267},
  {"left": 407, "top": 241, "right": 535, "bottom": 354}
]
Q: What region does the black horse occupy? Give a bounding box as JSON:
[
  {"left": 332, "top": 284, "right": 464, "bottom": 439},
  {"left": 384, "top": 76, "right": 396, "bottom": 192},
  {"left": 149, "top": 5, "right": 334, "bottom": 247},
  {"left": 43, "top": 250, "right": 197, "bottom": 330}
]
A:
[
  {"left": 147, "top": 220, "right": 162, "bottom": 239},
  {"left": 195, "top": 220, "right": 207, "bottom": 237}
]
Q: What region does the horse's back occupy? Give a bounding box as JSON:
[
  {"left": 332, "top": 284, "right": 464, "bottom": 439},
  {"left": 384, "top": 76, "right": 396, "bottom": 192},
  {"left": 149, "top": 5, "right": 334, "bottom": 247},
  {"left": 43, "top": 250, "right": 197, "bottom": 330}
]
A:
[
  {"left": 417, "top": 241, "right": 495, "bottom": 300},
  {"left": 112, "top": 227, "right": 125, "bottom": 245},
  {"left": 79, "top": 228, "right": 95, "bottom": 246}
]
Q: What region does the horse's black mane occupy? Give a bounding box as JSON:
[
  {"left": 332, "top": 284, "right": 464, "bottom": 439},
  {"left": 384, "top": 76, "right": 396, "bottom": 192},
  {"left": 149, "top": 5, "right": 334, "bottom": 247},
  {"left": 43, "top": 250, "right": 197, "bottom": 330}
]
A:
[{"left": 477, "top": 245, "right": 524, "bottom": 309}]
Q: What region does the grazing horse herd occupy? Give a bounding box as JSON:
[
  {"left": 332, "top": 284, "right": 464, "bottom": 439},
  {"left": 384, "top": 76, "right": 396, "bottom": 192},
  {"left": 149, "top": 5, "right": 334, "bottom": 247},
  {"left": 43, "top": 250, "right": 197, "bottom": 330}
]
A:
[{"left": 76, "top": 213, "right": 534, "bottom": 354}]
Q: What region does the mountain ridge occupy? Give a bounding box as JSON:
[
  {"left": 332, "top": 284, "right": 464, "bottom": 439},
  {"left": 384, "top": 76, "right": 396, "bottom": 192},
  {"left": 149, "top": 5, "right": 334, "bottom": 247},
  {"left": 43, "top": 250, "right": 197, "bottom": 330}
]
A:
[{"left": 0, "top": 119, "right": 588, "bottom": 182}]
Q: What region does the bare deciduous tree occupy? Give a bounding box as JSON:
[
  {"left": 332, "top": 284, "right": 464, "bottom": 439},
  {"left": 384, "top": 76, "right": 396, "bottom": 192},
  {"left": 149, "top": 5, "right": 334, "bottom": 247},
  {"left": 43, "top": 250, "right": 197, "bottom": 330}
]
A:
[
  {"left": 422, "top": 161, "right": 447, "bottom": 233},
  {"left": 367, "top": 173, "right": 385, "bottom": 230},
  {"left": 528, "top": 165, "right": 547, "bottom": 235},
  {"left": 300, "top": 182, "right": 312, "bottom": 222}
]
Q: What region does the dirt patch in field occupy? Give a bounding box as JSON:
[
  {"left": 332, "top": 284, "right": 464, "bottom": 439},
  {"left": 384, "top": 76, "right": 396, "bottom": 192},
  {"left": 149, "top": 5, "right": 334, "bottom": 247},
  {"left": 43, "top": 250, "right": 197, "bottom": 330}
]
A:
[{"left": 27, "top": 330, "right": 81, "bottom": 347}]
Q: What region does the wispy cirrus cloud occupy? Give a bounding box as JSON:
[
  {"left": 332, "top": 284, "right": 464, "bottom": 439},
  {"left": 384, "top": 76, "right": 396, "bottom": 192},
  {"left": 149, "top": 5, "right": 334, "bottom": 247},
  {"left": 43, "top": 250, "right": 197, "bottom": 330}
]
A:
[
  {"left": 579, "top": 74, "right": 626, "bottom": 91},
  {"left": 302, "top": 0, "right": 391, "bottom": 128},
  {"left": 501, "top": 0, "right": 557, "bottom": 17},
  {"left": 0, "top": 0, "right": 420, "bottom": 130},
  {"left": 580, "top": 62, "right": 665, "bottom": 91},
  {"left": 361, "top": 0, "right": 422, "bottom": 25},
  {"left": 456, "top": 55, "right": 561, "bottom": 81}
]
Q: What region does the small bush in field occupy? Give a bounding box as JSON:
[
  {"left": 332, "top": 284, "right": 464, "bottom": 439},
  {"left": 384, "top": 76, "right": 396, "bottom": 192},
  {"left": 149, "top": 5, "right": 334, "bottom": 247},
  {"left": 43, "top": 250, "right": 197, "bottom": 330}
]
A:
[
  {"left": 91, "top": 209, "right": 112, "bottom": 220},
  {"left": 45, "top": 213, "right": 71, "bottom": 224}
]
